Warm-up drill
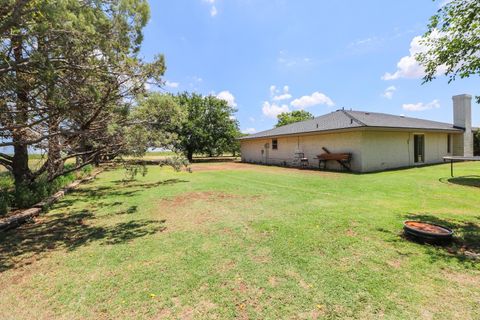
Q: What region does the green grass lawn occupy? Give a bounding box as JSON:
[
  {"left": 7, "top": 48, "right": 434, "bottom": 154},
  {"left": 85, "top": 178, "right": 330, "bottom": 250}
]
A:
[{"left": 1, "top": 162, "right": 479, "bottom": 319}]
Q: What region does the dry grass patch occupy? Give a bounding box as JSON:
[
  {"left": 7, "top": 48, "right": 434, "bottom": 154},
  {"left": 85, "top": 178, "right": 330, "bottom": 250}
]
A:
[
  {"left": 190, "top": 162, "right": 341, "bottom": 178},
  {"left": 442, "top": 269, "right": 480, "bottom": 288},
  {"left": 156, "top": 191, "right": 261, "bottom": 232}
]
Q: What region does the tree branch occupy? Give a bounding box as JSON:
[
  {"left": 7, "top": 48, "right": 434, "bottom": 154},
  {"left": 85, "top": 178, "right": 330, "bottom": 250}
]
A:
[
  {"left": 46, "top": 155, "right": 98, "bottom": 183},
  {"left": 0, "top": 157, "right": 13, "bottom": 171},
  {"left": 0, "top": 153, "right": 13, "bottom": 161}
]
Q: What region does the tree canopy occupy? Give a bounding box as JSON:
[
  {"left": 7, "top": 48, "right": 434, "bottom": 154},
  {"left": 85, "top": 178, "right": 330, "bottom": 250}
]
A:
[
  {"left": 173, "top": 93, "right": 239, "bottom": 160},
  {"left": 0, "top": 0, "right": 170, "bottom": 202},
  {"left": 125, "top": 93, "right": 185, "bottom": 157},
  {"left": 275, "top": 110, "right": 314, "bottom": 127},
  {"left": 416, "top": 0, "right": 480, "bottom": 102}
]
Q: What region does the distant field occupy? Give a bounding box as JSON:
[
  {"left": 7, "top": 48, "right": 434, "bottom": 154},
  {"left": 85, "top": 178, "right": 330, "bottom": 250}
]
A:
[
  {"left": 143, "top": 151, "right": 177, "bottom": 158},
  {"left": 142, "top": 151, "right": 238, "bottom": 160},
  {"left": 1, "top": 161, "right": 479, "bottom": 319},
  {"left": 0, "top": 155, "right": 73, "bottom": 174},
  {"left": 0, "top": 158, "right": 44, "bottom": 174},
  {"left": 0, "top": 152, "right": 237, "bottom": 173}
]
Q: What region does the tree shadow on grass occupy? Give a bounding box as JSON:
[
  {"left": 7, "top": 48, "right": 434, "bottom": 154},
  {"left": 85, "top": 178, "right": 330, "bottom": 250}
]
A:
[
  {"left": 399, "top": 214, "right": 480, "bottom": 266},
  {"left": 0, "top": 210, "right": 166, "bottom": 272},
  {"left": 0, "top": 178, "right": 188, "bottom": 272},
  {"left": 439, "top": 175, "right": 480, "bottom": 188},
  {"left": 111, "top": 178, "right": 188, "bottom": 187},
  {"left": 53, "top": 179, "right": 188, "bottom": 211}
]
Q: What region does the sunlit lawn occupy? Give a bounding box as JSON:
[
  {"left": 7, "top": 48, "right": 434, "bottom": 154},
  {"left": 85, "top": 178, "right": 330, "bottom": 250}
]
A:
[{"left": 0, "top": 161, "right": 479, "bottom": 319}]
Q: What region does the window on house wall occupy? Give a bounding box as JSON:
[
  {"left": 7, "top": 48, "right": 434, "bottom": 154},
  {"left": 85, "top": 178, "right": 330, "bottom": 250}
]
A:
[
  {"left": 447, "top": 134, "right": 451, "bottom": 153},
  {"left": 414, "top": 134, "right": 425, "bottom": 163},
  {"left": 272, "top": 139, "right": 278, "bottom": 150}
]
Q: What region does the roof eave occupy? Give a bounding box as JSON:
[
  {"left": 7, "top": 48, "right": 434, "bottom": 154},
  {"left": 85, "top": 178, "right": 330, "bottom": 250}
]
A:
[{"left": 238, "top": 126, "right": 462, "bottom": 140}]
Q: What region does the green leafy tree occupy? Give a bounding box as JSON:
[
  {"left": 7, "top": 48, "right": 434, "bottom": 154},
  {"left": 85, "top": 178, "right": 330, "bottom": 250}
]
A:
[
  {"left": 174, "top": 93, "right": 239, "bottom": 161},
  {"left": 230, "top": 131, "right": 248, "bottom": 157},
  {"left": 416, "top": 0, "right": 480, "bottom": 103},
  {"left": 276, "top": 110, "right": 314, "bottom": 127},
  {"left": 125, "top": 93, "right": 185, "bottom": 157},
  {"left": 0, "top": 1, "right": 163, "bottom": 186},
  {"left": 0, "top": 0, "right": 167, "bottom": 207}
]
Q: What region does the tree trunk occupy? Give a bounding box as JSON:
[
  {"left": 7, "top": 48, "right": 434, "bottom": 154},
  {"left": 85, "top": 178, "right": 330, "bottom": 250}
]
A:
[
  {"left": 42, "top": 35, "right": 63, "bottom": 181},
  {"left": 11, "top": 35, "right": 32, "bottom": 188},
  {"left": 12, "top": 139, "right": 30, "bottom": 187},
  {"left": 187, "top": 149, "right": 193, "bottom": 162},
  {"left": 47, "top": 116, "right": 62, "bottom": 180}
]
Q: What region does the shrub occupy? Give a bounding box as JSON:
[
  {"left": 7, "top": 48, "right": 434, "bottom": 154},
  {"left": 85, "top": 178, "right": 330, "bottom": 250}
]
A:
[
  {"left": 0, "top": 174, "right": 14, "bottom": 216},
  {"left": 2, "top": 164, "right": 94, "bottom": 214}
]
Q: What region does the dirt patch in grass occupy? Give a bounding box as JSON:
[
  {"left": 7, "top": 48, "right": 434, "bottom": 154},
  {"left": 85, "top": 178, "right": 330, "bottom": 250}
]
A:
[
  {"left": 298, "top": 308, "right": 325, "bottom": 320},
  {"left": 153, "top": 308, "right": 172, "bottom": 319},
  {"left": 160, "top": 191, "right": 242, "bottom": 207},
  {"left": 217, "top": 259, "right": 237, "bottom": 273},
  {"left": 268, "top": 276, "right": 278, "bottom": 287},
  {"left": 232, "top": 278, "right": 265, "bottom": 319},
  {"left": 386, "top": 259, "right": 402, "bottom": 269},
  {"left": 346, "top": 229, "right": 357, "bottom": 237},
  {"left": 442, "top": 269, "right": 480, "bottom": 287},
  {"left": 284, "top": 269, "right": 314, "bottom": 291},
  {"left": 190, "top": 162, "right": 341, "bottom": 178},
  {"left": 156, "top": 191, "right": 261, "bottom": 232},
  {"left": 190, "top": 163, "right": 253, "bottom": 172},
  {"left": 249, "top": 247, "right": 272, "bottom": 264},
  {"left": 162, "top": 297, "right": 217, "bottom": 320}
]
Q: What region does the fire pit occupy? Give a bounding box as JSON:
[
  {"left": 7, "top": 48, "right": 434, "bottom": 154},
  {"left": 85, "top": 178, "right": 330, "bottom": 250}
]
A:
[{"left": 403, "top": 220, "right": 453, "bottom": 243}]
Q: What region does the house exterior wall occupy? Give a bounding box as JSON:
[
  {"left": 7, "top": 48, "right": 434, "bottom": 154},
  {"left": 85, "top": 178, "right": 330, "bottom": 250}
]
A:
[
  {"left": 360, "top": 130, "right": 454, "bottom": 172},
  {"left": 240, "top": 129, "right": 459, "bottom": 172},
  {"left": 240, "top": 131, "right": 364, "bottom": 171},
  {"left": 453, "top": 94, "right": 474, "bottom": 157}
]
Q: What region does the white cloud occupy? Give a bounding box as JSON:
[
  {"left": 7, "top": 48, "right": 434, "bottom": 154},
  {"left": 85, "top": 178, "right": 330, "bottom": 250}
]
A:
[
  {"left": 290, "top": 92, "right": 334, "bottom": 109},
  {"left": 165, "top": 80, "right": 179, "bottom": 88},
  {"left": 349, "top": 37, "right": 378, "bottom": 47},
  {"left": 269, "top": 85, "right": 277, "bottom": 96},
  {"left": 273, "top": 93, "right": 292, "bottom": 101},
  {"left": 203, "top": 0, "right": 218, "bottom": 17},
  {"left": 402, "top": 99, "right": 440, "bottom": 111},
  {"left": 210, "top": 5, "right": 218, "bottom": 16},
  {"left": 348, "top": 36, "right": 384, "bottom": 52},
  {"left": 382, "top": 86, "right": 396, "bottom": 99},
  {"left": 277, "top": 50, "right": 313, "bottom": 68},
  {"left": 192, "top": 76, "right": 203, "bottom": 83},
  {"left": 271, "top": 85, "right": 292, "bottom": 101},
  {"left": 248, "top": 117, "right": 255, "bottom": 122},
  {"left": 262, "top": 101, "right": 289, "bottom": 118},
  {"left": 216, "top": 90, "right": 237, "bottom": 107},
  {"left": 382, "top": 31, "right": 446, "bottom": 80},
  {"left": 188, "top": 75, "right": 203, "bottom": 89},
  {"left": 242, "top": 128, "right": 257, "bottom": 134}
]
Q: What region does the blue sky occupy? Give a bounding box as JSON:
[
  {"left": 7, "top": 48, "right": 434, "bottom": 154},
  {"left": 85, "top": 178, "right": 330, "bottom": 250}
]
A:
[{"left": 142, "top": 0, "right": 479, "bottom": 134}]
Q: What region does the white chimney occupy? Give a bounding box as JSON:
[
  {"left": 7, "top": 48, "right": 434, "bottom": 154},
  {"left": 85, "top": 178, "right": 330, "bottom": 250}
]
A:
[{"left": 452, "top": 94, "right": 473, "bottom": 157}]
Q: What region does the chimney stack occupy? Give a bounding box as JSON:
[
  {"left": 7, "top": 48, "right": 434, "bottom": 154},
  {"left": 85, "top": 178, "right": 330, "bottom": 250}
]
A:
[{"left": 452, "top": 94, "right": 473, "bottom": 157}]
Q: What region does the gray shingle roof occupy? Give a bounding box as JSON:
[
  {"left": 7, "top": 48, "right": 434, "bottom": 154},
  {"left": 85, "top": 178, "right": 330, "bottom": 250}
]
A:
[{"left": 240, "top": 109, "right": 462, "bottom": 140}]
